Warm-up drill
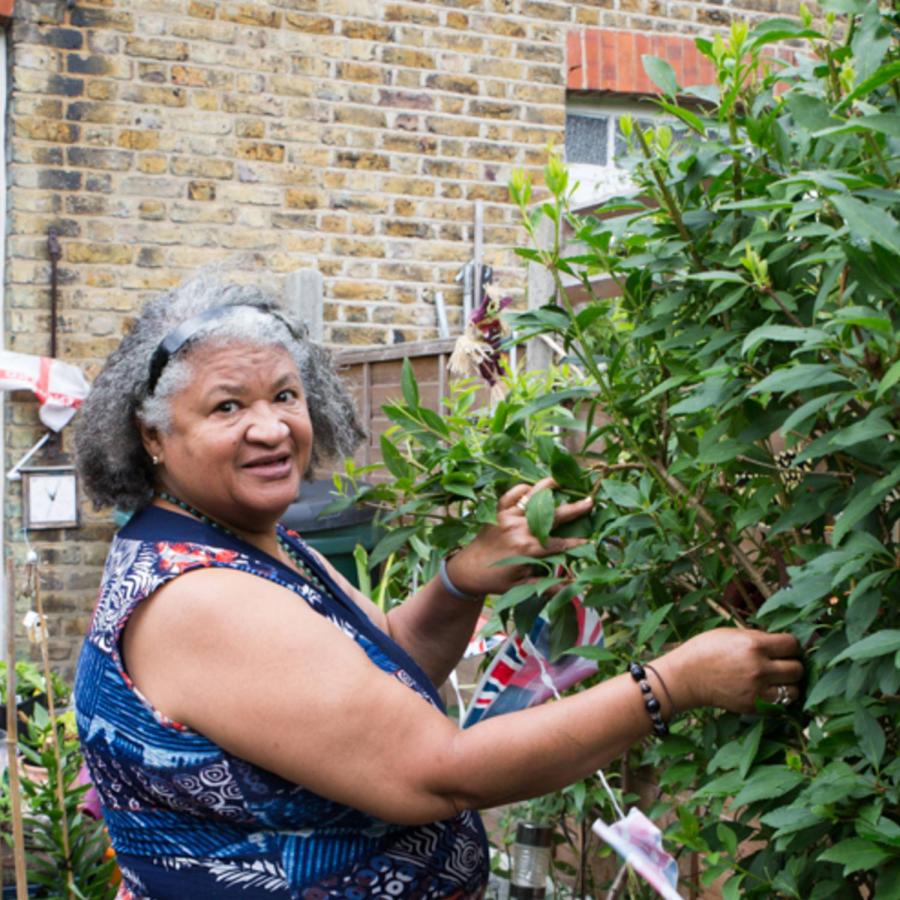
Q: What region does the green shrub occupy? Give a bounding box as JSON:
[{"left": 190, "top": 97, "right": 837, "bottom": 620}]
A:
[{"left": 347, "top": 3, "right": 899, "bottom": 895}]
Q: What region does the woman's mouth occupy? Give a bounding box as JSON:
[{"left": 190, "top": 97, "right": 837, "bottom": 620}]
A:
[{"left": 242, "top": 455, "right": 294, "bottom": 479}]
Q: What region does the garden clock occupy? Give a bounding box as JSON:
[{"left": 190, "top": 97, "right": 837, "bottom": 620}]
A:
[{"left": 21, "top": 466, "right": 80, "bottom": 530}]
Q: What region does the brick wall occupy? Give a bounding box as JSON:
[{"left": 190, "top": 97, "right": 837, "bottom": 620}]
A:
[{"left": 4, "top": 0, "right": 804, "bottom": 673}]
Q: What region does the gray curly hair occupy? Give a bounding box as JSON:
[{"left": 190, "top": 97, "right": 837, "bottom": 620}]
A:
[{"left": 75, "top": 272, "right": 365, "bottom": 512}]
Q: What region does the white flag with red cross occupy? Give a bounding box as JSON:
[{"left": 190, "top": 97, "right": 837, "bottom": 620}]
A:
[{"left": 0, "top": 351, "right": 89, "bottom": 431}]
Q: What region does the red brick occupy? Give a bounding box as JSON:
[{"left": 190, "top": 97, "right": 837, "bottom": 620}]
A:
[
  {"left": 600, "top": 29, "right": 616, "bottom": 88},
  {"left": 566, "top": 31, "right": 583, "bottom": 90},
  {"left": 583, "top": 29, "right": 599, "bottom": 89}
]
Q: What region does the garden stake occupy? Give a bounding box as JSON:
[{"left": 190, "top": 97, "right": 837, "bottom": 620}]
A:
[
  {"left": 5, "top": 560, "right": 29, "bottom": 900},
  {"left": 29, "top": 557, "right": 76, "bottom": 900}
]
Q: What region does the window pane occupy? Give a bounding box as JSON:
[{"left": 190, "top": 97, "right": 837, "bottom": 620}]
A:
[{"left": 565, "top": 114, "right": 609, "bottom": 166}]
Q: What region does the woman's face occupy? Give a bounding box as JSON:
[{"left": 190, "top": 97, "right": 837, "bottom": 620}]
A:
[{"left": 141, "top": 341, "right": 313, "bottom": 533}]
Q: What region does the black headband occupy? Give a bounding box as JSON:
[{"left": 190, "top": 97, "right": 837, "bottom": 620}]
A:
[{"left": 146, "top": 303, "right": 302, "bottom": 396}]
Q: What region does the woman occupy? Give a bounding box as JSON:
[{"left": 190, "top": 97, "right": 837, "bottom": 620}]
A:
[{"left": 74, "top": 274, "right": 803, "bottom": 899}]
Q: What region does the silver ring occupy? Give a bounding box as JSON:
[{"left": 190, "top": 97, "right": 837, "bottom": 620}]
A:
[
  {"left": 774, "top": 684, "right": 791, "bottom": 706},
  {"left": 516, "top": 496, "right": 530, "bottom": 513}
]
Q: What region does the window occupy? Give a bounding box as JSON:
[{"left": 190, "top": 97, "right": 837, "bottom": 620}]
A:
[{"left": 564, "top": 99, "right": 666, "bottom": 208}]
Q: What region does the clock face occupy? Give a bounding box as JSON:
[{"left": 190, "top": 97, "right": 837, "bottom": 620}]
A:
[{"left": 23, "top": 469, "right": 79, "bottom": 529}]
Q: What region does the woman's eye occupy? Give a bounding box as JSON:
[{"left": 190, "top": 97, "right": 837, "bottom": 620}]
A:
[
  {"left": 215, "top": 400, "right": 239, "bottom": 414},
  {"left": 275, "top": 389, "right": 299, "bottom": 403}
]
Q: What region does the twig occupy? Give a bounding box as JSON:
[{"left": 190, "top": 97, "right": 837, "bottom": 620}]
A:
[
  {"left": 606, "top": 863, "right": 629, "bottom": 900},
  {"left": 30, "top": 560, "right": 75, "bottom": 899},
  {"left": 651, "top": 461, "right": 773, "bottom": 600},
  {"left": 5, "top": 560, "right": 29, "bottom": 900}
]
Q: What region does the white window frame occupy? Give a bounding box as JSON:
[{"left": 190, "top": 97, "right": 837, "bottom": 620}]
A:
[{"left": 565, "top": 97, "right": 668, "bottom": 208}]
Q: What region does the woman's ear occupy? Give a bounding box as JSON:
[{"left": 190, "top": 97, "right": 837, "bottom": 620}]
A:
[{"left": 138, "top": 420, "right": 163, "bottom": 466}]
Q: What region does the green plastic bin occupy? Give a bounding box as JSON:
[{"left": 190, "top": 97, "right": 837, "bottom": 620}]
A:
[{"left": 281, "top": 480, "right": 381, "bottom": 588}]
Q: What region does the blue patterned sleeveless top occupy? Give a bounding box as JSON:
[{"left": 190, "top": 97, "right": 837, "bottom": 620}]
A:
[{"left": 75, "top": 505, "right": 489, "bottom": 899}]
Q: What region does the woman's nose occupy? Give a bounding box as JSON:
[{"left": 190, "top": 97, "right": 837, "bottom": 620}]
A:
[{"left": 246, "top": 403, "right": 290, "bottom": 443}]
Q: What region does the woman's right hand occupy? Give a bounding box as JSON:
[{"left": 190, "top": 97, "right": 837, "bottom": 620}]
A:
[{"left": 657, "top": 627, "right": 804, "bottom": 715}]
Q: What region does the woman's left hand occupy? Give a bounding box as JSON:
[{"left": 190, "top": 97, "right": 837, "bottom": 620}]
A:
[{"left": 444, "top": 478, "right": 594, "bottom": 598}]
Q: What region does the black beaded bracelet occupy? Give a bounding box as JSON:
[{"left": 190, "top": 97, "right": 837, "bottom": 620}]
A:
[{"left": 628, "top": 661, "right": 670, "bottom": 738}]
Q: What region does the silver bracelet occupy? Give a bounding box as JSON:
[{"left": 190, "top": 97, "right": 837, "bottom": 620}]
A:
[{"left": 438, "top": 556, "right": 484, "bottom": 602}]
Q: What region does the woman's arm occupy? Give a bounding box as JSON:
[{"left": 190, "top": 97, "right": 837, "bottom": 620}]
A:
[
  {"left": 384, "top": 480, "right": 593, "bottom": 685},
  {"left": 308, "top": 480, "right": 593, "bottom": 686},
  {"left": 122, "top": 565, "right": 803, "bottom": 826}
]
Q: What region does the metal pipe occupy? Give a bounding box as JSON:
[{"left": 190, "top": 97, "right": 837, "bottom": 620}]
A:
[{"left": 47, "top": 227, "right": 61, "bottom": 360}]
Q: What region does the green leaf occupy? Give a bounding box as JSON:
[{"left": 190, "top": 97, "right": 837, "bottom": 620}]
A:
[
  {"left": 685, "top": 270, "right": 747, "bottom": 284},
  {"left": 641, "top": 54, "right": 678, "bottom": 96},
  {"left": 876, "top": 359, "right": 900, "bottom": 400},
  {"left": 601, "top": 480, "right": 642, "bottom": 509},
  {"left": 722, "top": 874, "right": 744, "bottom": 900},
  {"left": 835, "top": 60, "right": 900, "bottom": 110},
  {"left": 637, "top": 603, "right": 673, "bottom": 646},
  {"left": 732, "top": 766, "right": 804, "bottom": 807},
  {"left": 549, "top": 448, "right": 586, "bottom": 492},
  {"left": 716, "top": 823, "right": 738, "bottom": 856},
  {"left": 805, "top": 666, "right": 849, "bottom": 708},
  {"left": 854, "top": 706, "right": 885, "bottom": 769},
  {"left": 758, "top": 573, "right": 833, "bottom": 616},
  {"left": 739, "top": 720, "right": 763, "bottom": 780},
  {"left": 657, "top": 99, "right": 705, "bottom": 134},
  {"left": 760, "top": 805, "right": 823, "bottom": 837},
  {"left": 369, "top": 525, "right": 418, "bottom": 567},
  {"left": 400, "top": 357, "right": 419, "bottom": 409},
  {"left": 830, "top": 630, "right": 900, "bottom": 666},
  {"left": 749, "top": 364, "right": 851, "bottom": 395},
  {"left": 526, "top": 487, "right": 556, "bottom": 546},
  {"left": 741, "top": 324, "right": 828, "bottom": 356},
  {"left": 379, "top": 435, "right": 412, "bottom": 479},
  {"left": 508, "top": 387, "right": 595, "bottom": 423},
  {"left": 832, "top": 467, "right": 900, "bottom": 545},
  {"left": 831, "top": 194, "right": 900, "bottom": 255},
  {"left": 818, "top": 838, "right": 892, "bottom": 875},
  {"left": 750, "top": 17, "right": 823, "bottom": 44},
  {"left": 779, "top": 393, "right": 836, "bottom": 437}
]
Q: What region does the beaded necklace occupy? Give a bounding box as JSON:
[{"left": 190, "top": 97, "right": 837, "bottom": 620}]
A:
[{"left": 156, "top": 491, "right": 326, "bottom": 593}]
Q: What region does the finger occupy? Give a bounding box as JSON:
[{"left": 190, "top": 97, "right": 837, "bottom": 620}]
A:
[
  {"left": 553, "top": 496, "right": 594, "bottom": 524},
  {"left": 498, "top": 483, "right": 533, "bottom": 511},
  {"left": 764, "top": 659, "right": 804, "bottom": 685},
  {"left": 759, "top": 631, "right": 803, "bottom": 659},
  {"left": 543, "top": 536, "right": 589, "bottom": 555}
]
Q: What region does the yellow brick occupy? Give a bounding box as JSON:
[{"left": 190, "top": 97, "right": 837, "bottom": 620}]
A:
[
  {"left": 235, "top": 141, "right": 285, "bottom": 163},
  {"left": 64, "top": 242, "right": 133, "bottom": 265},
  {"left": 285, "top": 188, "right": 325, "bottom": 209},
  {"left": 138, "top": 154, "right": 168, "bottom": 174},
  {"left": 87, "top": 81, "right": 118, "bottom": 101},
  {"left": 332, "top": 238, "right": 386, "bottom": 257},
  {"left": 220, "top": 4, "right": 281, "bottom": 27},
  {"left": 188, "top": 1, "right": 215, "bottom": 18},
  {"left": 341, "top": 21, "right": 392, "bottom": 41},
  {"left": 284, "top": 12, "right": 335, "bottom": 33},
  {"left": 188, "top": 181, "right": 216, "bottom": 201},
  {"left": 117, "top": 129, "right": 159, "bottom": 150},
  {"left": 172, "top": 65, "right": 211, "bottom": 87},
  {"left": 170, "top": 157, "right": 234, "bottom": 179},
  {"left": 125, "top": 38, "right": 189, "bottom": 61},
  {"left": 16, "top": 118, "right": 79, "bottom": 143},
  {"left": 139, "top": 200, "right": 167, "bottom": 220},
  {"left": 236, "top": 118, "right": 265, "bottom": 138},
  {"left": 192, "top": 91, "right": 220, "bottom": 111}
]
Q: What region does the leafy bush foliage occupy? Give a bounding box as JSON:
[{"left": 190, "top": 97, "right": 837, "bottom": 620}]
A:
[{"left": 347, "top": 4, "right": 899, "bottom": 896}]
